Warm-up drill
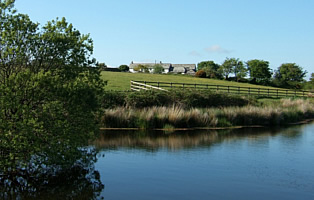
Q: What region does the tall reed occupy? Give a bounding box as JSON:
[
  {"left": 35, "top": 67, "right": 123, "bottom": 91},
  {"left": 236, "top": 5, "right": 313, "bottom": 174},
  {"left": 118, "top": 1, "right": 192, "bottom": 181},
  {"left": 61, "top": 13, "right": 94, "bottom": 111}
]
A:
[{"left": 100, "top": 99, "right": 314, "bottom": 129}]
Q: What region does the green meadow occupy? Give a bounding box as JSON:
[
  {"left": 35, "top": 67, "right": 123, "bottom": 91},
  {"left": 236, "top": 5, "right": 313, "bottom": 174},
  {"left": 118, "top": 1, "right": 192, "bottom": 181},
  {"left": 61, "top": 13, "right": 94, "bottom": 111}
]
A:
[{"left": 101, "top": 71, "right": 278, "bottom": 91}]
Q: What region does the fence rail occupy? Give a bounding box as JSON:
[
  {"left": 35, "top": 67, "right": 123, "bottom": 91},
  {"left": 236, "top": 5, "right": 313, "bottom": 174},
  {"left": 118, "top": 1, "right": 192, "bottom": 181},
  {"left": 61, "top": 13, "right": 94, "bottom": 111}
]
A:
[{"left": 131, "top": 80, "right": 313, "bottom": 98}]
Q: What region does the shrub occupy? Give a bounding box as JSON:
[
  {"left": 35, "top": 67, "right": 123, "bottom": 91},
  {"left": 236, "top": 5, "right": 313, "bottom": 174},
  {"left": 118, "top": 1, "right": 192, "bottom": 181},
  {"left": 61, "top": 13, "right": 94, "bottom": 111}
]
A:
[
  {"left": 169, "top": 89, "right": 250, "bottom": 108},
  {"left": 102, "top": 90, "right": 127, "bottom": 108},
  {"left": 195, "top": 70, "right": 207, "bottom": 78},
  {"left": 125, "top": 90, "right": 171, "bottom": 108},
  {"left": 119, "top": 65, "right": 129, "bottom": 72},
  {"left": 100, "top": 89, "right": 252, "bottom": 109}
]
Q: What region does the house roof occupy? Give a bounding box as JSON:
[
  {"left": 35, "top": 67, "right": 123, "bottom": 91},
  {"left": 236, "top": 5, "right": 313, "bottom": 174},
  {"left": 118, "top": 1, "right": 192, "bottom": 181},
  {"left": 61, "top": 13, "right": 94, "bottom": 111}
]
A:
[
  {"left": 172, "top": 66, "right": 186, "bottom": 73},
  {"left": 172, "top": 64, "right": 196, "bottom": 70},
  {"left": 129, "top": 63, "right": 171, "bottom": 69}
]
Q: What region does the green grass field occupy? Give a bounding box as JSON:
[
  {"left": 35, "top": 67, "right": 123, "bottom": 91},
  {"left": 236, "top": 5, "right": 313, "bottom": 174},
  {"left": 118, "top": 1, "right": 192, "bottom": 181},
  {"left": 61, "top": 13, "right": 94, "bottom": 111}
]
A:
[{"left": 101, "top": 71, "right": 278, "bottom": 91}]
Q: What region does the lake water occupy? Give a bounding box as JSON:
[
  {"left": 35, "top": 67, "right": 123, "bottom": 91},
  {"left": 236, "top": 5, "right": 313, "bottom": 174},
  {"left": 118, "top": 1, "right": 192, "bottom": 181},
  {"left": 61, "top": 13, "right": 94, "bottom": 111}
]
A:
[{"left": 94, "top": 123, "right": 314, "bottom": 200}]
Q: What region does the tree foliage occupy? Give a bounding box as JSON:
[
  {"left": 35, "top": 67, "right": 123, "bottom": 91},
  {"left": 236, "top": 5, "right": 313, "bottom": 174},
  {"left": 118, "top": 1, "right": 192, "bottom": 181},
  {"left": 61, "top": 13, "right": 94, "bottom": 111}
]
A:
[
  {"left": 197, "top": 61, "right": 222, "bottom": 78},
  {"left": 195, "top": 70, "right": 206, "bottom": 78},
  {"left": 302, "top": 73, "right": 314, "bottom": 91},
  {"left": 0, "top": 0, "right": 105, "bottom": 187},
  {"left": 133, "top": 64, "right": 149, "bottom": 73},
  {"left": 247, "top": 59, "right": 272, "bottom": 84},
  {"left": 119, "top": 64, "right": 129, "bottom": 72},
  {"left": 152, "top": 64, "right": 164, "bottom": 74},
  {"left": 220, "top": 58, "right": 247, "bottom": 80},
  {"left": 273, "top": 63, "right": 307, "bottom": 88}
]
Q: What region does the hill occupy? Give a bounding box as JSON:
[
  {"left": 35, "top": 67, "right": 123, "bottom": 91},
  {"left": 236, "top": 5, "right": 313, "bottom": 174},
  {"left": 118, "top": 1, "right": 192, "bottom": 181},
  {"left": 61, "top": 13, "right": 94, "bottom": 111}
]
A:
[{"left": 101, "top": 71, "right": 278, "bottom": 91}]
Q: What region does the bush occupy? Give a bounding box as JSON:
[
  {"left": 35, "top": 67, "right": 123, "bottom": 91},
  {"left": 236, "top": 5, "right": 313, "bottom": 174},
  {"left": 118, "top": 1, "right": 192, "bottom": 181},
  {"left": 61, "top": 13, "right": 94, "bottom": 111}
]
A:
[
  {"left": 119, "top": 65, "right": 129, "bottom": 72},
  {"left": 195, "top": 70, "right": 207, "bottom": 78},
  {"left": 125, "top": 90, "right": 171, "bottom": 108},
  {"left": 102, "top": 90, "right": 127, "bottom": 108},
  {"left": 169, "top": 89, "right": 250, "bottom": 108},
  {"left": 100, "top": 89, "right": 252, "bottom": 109}
]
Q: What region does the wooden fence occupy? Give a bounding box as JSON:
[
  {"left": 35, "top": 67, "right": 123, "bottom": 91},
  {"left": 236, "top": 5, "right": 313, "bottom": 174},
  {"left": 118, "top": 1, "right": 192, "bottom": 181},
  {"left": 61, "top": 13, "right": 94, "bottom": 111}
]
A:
[{"left": 131, "top": 80, "right": 313, "bottom": 98}]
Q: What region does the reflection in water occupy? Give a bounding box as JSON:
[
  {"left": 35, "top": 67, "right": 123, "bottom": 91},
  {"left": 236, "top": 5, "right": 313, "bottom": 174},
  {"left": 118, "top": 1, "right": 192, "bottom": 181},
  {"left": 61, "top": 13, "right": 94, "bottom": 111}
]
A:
[
  {"left": 1, "top": 124, "right": 311, "bottom": 199},
  {"left": 0, "top": 147, "right": 104, "bottom": 200},
  {"left": 93, "top": 126, "right": 299, "bottom": 151},
  {"left": 94, "top": 123, "right": 314, "bottom": 200}
]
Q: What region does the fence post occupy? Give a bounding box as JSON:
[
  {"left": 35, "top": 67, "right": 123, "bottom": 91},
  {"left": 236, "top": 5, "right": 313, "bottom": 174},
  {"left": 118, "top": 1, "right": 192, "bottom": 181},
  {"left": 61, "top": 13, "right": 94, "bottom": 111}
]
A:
[
  {"left": 158, "top": 82, "right": 160, "bottom": 88},
  {"left": 194, "top": 83, "right": 196, "bottom": 89},
  {"left": 170, "top": 82, "right": 172, "bottom": 88},
  {"left": 183, "top": 83, "right": 185, "bottom": 89},
  {"left": 207, "top": 84, "right": 208, "bottom": 89}
]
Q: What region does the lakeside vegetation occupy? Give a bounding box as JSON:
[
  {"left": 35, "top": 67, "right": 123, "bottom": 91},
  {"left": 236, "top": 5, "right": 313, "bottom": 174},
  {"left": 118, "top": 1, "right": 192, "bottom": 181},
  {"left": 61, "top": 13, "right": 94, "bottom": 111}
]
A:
[{"left": 100, "top": 90, "right": 314, "bottom": 129}]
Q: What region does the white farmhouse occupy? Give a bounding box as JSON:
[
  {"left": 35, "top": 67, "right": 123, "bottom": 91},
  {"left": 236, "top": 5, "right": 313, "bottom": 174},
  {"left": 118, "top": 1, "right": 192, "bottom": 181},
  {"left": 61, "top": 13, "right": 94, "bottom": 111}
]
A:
[{"left": 129, "top": 61, "right": 196, "bottom": 74}]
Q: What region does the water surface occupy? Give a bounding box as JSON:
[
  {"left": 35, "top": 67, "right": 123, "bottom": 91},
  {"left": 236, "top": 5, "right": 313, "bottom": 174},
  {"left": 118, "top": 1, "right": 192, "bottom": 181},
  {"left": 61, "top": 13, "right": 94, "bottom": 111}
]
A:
[{"left": 94, "top": 123, "right": 314, "bottom": 200}]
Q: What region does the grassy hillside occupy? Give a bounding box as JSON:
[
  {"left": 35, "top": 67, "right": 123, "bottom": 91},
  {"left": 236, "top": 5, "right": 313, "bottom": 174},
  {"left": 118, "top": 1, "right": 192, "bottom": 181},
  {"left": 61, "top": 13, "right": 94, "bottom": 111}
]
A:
[{"left": 101, "top": 71, "right": 278, "bottom": 91}]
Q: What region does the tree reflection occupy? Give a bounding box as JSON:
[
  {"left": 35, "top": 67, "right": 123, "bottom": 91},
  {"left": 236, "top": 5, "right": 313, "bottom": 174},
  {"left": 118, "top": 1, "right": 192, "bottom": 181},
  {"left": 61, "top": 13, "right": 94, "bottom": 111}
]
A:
[
  {"left": 0, "top": 147, "right": 104, "bottom": 200},
  {"left": 94, "top": 125, "right": 304, "bottom": 152}
]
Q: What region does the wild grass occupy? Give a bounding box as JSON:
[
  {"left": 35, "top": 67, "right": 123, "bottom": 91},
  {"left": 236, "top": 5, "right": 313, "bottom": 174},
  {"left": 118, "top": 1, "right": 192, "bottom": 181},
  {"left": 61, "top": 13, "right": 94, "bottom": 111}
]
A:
[{"left": 100, "top": 98, "right": 314, "bottom": 129}]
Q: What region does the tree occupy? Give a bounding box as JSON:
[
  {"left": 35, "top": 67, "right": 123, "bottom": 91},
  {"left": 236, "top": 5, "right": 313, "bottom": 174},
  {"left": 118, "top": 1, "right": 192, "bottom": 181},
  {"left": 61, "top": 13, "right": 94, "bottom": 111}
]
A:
[
  {"left": 273, "top": 63, "right": 307, "bottom": 88},
  {"left": 310, "top": 73, "right": 314, "bottom": 83},
  {"left": 247, "top": 59, "right": 272, "bottom": 84},
  {"left": 220, "top": 58, "right": 247, "bottom": 80},
  {"left": 0, "top": 0, "right": 105, "bottom": 186},
  {"left": 197, "top": 61, "right": 222, "bottom": 79},
  {"left": 133, "top": 64, "right": 149, "bottom": 73},
  {"left": 302, "top": 73, "right": 314, "bottom": 91},
  {"left": 98, "top": 62, "right": 107, "bottom": 70},
  {"left": 152, "top": 64, "right": 164, "bottom": 74},
  {"left": 119, "top": 64, "right": 129, "bottom": 72}
]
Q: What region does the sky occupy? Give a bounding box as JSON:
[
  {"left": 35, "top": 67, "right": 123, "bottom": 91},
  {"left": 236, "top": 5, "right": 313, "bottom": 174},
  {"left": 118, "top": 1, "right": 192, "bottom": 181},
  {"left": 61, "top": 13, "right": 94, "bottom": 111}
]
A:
[{"left": 15, "top": 0, "right": 314, "bottom": 79}]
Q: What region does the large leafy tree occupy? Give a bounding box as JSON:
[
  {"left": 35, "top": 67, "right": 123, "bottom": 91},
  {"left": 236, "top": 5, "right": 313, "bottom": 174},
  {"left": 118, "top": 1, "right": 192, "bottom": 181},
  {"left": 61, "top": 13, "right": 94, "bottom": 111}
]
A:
[
  {"left": 0, "top": 0, "right": 105, "bottom": 191},
  {"left": 220, "top": 58, "right": 247, "bottom": 80},
  {"left": 247, "top": 59, "right": 272, "bottom": 84},
  {"left": 273, "top": 63, "right": 307, "bottom": 88},
  {"left": 197, "top": 61, "right": 222, "bottom": 79}
]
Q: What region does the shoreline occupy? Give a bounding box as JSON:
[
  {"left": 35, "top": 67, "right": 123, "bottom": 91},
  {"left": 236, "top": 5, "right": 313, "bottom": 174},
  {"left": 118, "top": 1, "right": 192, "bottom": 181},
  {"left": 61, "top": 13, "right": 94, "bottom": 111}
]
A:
[
  {"left": 100, "top": 99, "right": 314, "bottom": 131},
  {"left": 100, "top": 118, "right": 314, "bottom": 132}
]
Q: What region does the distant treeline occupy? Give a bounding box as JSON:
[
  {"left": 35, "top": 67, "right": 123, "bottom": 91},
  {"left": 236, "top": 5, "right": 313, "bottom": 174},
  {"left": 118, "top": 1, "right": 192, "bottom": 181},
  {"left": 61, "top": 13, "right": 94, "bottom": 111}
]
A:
[{"left": 195, "top": 58, "right": 313, "bottom": 90}]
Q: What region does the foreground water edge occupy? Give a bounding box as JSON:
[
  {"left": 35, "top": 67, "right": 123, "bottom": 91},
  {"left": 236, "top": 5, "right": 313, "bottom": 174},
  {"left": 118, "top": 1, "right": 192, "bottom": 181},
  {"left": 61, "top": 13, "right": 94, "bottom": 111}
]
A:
[
  {"left": 94, "top": 122, "right": 314, "bottom": 200},
  {"left": 1, "top": 122, "right": 313, "bottom": 199}
]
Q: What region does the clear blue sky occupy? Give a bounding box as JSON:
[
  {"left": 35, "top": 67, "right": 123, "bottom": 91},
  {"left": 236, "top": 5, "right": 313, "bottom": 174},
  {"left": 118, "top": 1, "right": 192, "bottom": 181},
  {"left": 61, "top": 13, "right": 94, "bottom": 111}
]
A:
[{"left": 15, "top": 0, "right": 313, "bottom": 79}]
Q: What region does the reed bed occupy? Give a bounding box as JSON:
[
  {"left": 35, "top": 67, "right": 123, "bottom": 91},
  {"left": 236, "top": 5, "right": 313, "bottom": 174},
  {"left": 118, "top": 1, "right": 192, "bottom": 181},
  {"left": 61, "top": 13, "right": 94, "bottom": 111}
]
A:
[{"left": 100, "top": 99, "right": 314, "bottom": 129}]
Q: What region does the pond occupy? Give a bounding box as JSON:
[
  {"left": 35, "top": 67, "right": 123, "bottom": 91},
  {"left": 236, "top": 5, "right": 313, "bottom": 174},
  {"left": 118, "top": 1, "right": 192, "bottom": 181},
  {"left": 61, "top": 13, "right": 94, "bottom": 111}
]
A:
[{"left": 94, "top": 123, "right": 314, "bottom": 200}]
